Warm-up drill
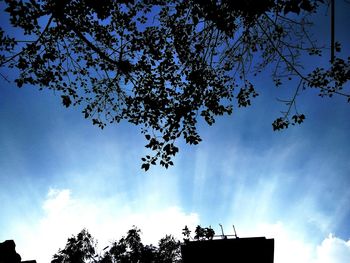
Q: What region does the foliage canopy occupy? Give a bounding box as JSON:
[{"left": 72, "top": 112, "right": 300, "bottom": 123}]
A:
[
  {"left": 51, "top": 227, "right": 183, "bottom": 263},
  {"left": 50, "top": 225, "right": 215, "bottom": 263},
  {"left": 0, "top": 0, "right": 349, "bottom": 170}
]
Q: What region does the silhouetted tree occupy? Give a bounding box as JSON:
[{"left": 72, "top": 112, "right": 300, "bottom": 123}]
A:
[
  {"left": 51, "top": 227, "right": 182, "bottom": 263},
  {"left": 0, "top": 0, "right": 349, "bottom": 170},
  {"left": 51, "top": 229, "right": 97, "bottom": 263},
  {"left": 157, "top": 235, "right": 182, "bottom": 263},
  {"left": 182, "top": 225, "right": 215, "bottom": 242}
]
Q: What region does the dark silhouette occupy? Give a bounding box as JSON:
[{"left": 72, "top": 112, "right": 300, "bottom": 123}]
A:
[
  {"left": 181, "top": 237, "right": 274, "bottom": 263},
  {"left": 50, "top": 225, "right": 274, "bottom": 262},
  {"left": 181, "top": 225, "right": 274, "bottom": 262},
  {"left": 0, "top": 240, "right": 21, "bottom": 263},
  {"left": 51, "top": 227, "right": 182, "bottom": 263},
  {"left": 0, "top": 240, "right": 37, "bottom": 263},
  {"left": 1, "top": 0, "right": 348, "bottom": 170}
]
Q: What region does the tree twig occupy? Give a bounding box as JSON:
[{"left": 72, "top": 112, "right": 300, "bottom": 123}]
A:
[{"left": 0, "top": 16, "right": 53, "bottom": 67}]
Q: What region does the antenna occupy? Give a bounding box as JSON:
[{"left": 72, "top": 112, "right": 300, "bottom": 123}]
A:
[
  {"left": 219, "top": 224, "right": 227, "bottom": 239},
  {"left": 232, "top": 225, "right": 239, "bottom": 238}
]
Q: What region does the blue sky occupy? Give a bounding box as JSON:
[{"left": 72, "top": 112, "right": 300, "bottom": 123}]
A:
[{"left": 1, "top": 1, "right": 350, "bottom": 263}]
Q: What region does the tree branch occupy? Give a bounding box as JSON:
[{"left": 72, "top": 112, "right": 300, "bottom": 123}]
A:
[
  {"left": 61, "top": 18, "right": 123, "bottom": 71},
  {"left": 0, "top": 15, "right": 53, "bottom": 67}
]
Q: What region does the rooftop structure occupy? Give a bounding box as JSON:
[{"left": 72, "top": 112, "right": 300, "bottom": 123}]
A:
[
  {"left": 0, "top": 240, "right": 37, "bottom": 263},
  {"left": 181, "top": 236, "right": 274, "bottom": 263}
]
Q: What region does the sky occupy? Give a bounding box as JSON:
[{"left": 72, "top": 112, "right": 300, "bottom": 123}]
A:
[{"left": 1, "top": 1, "right": 350, "bottom": 263}]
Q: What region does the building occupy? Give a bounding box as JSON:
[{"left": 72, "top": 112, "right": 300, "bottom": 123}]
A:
[
  {"left": 181, "top": 236, "right": 274, "bottom": 263},
  {"left": 0, "top": 240, "right": 36, "bottom": 263}
]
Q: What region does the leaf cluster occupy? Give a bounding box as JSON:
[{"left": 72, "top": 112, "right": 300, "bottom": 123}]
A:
[
  {"left": 52, "top": 229, "right": 97, "bottom": 263},
  {"left": 0, "top": 0, "right": 349, "bottom": 170},
  {"left": 52, "top": 227, "right": 182, "bottom": 263},
  {"left": 182, "top": 225, "right": 215, "bottom": 242}
]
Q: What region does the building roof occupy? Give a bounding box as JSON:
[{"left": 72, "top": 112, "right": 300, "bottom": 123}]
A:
[{"left": 181, "top": 236, "right": 274, "bottom": 263}]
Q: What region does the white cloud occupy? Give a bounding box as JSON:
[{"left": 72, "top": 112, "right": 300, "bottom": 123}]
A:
[
  {"left": 315, "top": 234, "right": 350, "bottom": 263},
  {"left": 43, "top": 188, "right": 72, "bottom": 214},
  {"left": 14, "top": 188, "right": 199, "bottom": 263}
]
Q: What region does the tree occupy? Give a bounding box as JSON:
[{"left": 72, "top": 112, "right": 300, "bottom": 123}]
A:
[
  {"left": 51, "top": 226, "right": 182, "bottom": 263},
  {"left": 51, "top": 229, "right": 97, "bottom": 263},
  {"left": 157, "top": 235, "right": 182, "bottom": 263},
  {"left": 182, "top": 225, "right": 215, "bottom": 242},
  {"left": 0, "top": 0, "right": 349, "bottom": 170}
]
